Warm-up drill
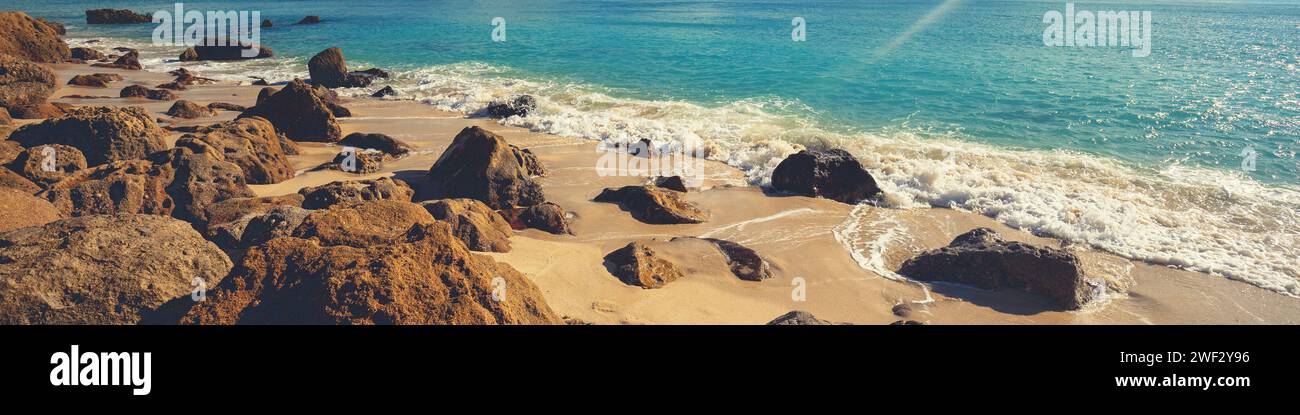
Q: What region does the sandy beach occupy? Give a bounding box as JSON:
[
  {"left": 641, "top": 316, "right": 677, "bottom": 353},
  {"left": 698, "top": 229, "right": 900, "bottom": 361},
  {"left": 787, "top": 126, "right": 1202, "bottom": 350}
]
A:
[{"left": 20, "top": 57, "right": 1296, "bottom": 325}]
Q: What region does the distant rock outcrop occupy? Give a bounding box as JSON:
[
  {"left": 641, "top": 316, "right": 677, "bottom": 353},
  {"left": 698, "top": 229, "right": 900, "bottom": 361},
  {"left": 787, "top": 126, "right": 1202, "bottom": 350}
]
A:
[
  {"left": 771, "top": 149, "right": 881, "bottom": 204},
  {"left": 85, "top": 9, "right": 152, "bottom": 24},
  {"left": 603, "top": 241, "right": 684, "bottom": 289},
  {"left": 420, "top": 126, "right": 546, "bottom": 210},
  {"left": 0, "top": 187, "right": 61, "bottom": 232},
  {"left": 308, "top": 47, "right": 385, "bottom": 88},
  {"left": 6, "top": 144, "right": 87, "bottom": 188},
  {"left": 593, "top": 185, "right": 708, "bottom": 224},
  {"left": 297, "top": 15, "right": 322, "bottom": 25}
]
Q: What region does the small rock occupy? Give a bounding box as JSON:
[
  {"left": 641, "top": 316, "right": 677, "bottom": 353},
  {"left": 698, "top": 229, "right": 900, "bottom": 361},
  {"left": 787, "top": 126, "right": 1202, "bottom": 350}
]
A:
[{"left": 593, "top": 185, "right": 708, "bottom": 224}]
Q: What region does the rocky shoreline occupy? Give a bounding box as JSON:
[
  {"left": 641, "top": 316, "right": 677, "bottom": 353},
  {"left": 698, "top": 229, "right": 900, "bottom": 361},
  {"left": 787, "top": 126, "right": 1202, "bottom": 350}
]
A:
[{"left": 2, "top": 11, "right": 1297, "bottom": 325}]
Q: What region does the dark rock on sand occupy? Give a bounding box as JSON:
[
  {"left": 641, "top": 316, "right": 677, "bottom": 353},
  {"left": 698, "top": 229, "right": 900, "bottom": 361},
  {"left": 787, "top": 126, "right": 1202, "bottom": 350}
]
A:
[
  {"left": 372, "top": 86, "right": 397, "bottom": 98},
  {"left": 420, "top": 198, "right": 514, "bottom": 252},
  {"left": 702, "top": 238, "right": 772, "bottom": 281},
  {"left": 166, "top": 100, "right": 216, "bottom": 119},
  {"left": 10, "top": 106, "right": 168, "bottom": 166},
  {"left": 603, "top": 241, "right": 684, "bottom": 289},
  {"left": 239, "top": 79, "right": 342, "bottom": 142},
  {"left": 420, "top": 126, "right": 546, "bottom": 210},
  {"left": 890, "top": 320, "right": 926, "bottom": 325},
  {"left": 85, "top": 9, "right": 151, "bottom": 24},
  {"left": 325, "top": 148, "right": 384, "bottom": 174},
  {"left": 155, "top": 81, "right": 186, "bottom": 91},
  {"left": 486, "top": 95, "right": 537, "bottom": 118},
  {"left": 297, "top": 16, "right": 322, "bottom": 25},
  {"left": 0, "top": 187, "right": 62, "bottom": 232},
  {"left": 7, "top": 144, "right": 88, "bottom": 188},
  {"left": 0, "top": 12, "right": 71, "bottom": 63},
  {"left": 181, "top": 117, "right": 295, "bottom": 184},
  {"left": 0, "top": 214, "right": 232, "bottom": 325},
  {"left": 178, "top": 42, "right": 273, "bottom": 62},
  {"left": 298, "top": 177, "right": 413, "bottom": 210},
  {"left": 339, "top": 132, "right": 412, "bottom": 158},
  {"left": 207, "top": 102, "right": 247, "bottom": 112},
  {"left": 896, "top": 227, "right": 1103, "bottom": 310},
  {"left": 180, "top": 219, "right": 560, "bottom": 325},
  {"left": 771, "top": 149, "right": 881, "bottom": 204},
  {"left": 654, "top": 175, "right": 688, "bottom": 192},
  {"left": 767, "top": 310, "right": 836, "bottom": 325},
  {"left": 593, "top": 185, "right": 708, "bottom": 224},
  {"left": 67, "top": 73, "right": 121, "bottom": 88},
  {"left": 91, "top": 50, "right": 141, "bottom": 70},
  {"left": 70, "top": 47, "right": 106, "bottom": 61},
  {"left": 0, "top": 53, "right": 58, "bottom": 110},
  {"left": 498, "top": 202, "right": 573, "bottom": 235},
  {"left": 119, "top": 84, "right": 176, "bottom": 100}
]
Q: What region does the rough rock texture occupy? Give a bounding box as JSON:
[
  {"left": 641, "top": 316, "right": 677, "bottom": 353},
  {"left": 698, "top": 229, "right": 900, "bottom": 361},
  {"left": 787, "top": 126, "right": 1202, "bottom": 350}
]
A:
[
  {"left": 603, "top": 242, "right": 684, "bottom": 289},
  {"left": 0, "top": 167, "right": 40, "bottom": 193},
  {"left": 179, "top": 221, "right": 560, "bottom": 325},
  {"left": 486, "top": 95, "right": 537, "bottom": 119},
  {"left": 0, "top": 214, "right": 232, "bottom": 325},
  {"left": 239, "top": 78, "right": 342, "bottom": 142},
  {"left": 70, "top": 47, "right": 105, "bottom": 61},
  {"left": 0, "top": 140, "right": 20, "bottom": 163},
  {"left": 10, "top": 106, "right": 168, "bottom": 166},
  {"left": 148, "top": 142, "right": 256, "bottom": 223},
  {"left": 420, "top": 126, "right": 545, "bottom": 210},
  {"left": 325, "top": 148, "right": 384, "bottom": 174},
  {"left": 420, "top": 199, "right": 513, "bottom": 252},
  {"left": 498, "top": 202, "right": 573, "bottom": 235},
  {"left": 200, "top": 194, "right": 304, "bottom": 233},
  {"left": 291, "top": 200, "right": 434, "bottom": 248},
  {"left": 339, "top": 132, "right": 412, "bottom": 158},
  {"left": 7, "top": 144, "right": 88, "bottom": 188},
  {"left": 298, "top": 177, "right": 413, "bottom": 210},
  {"left": 182, "top": 117, "right": 294, "bottom": 184},
  {"left": 85, "top": 9, "right": 152, "bottom": 24},
  {"left": 593, "top": 185, "right": 708, "bottom": 224},
  {"left": 896, "top": 228, "right": 1102, "bottom": 310},
  {"left": 207, "top": 102, "right": 246, "bottom": 112},
  {"left": 208, "top": 205, "right": 310, "bottom": 251},
  {"left": 308, "top": 47, "right": 348, "bottom": 88},
  {"left": 0, "top": 187, "right": 62, "bottom": 232},
  {"left": 0, "top": 13, "right": 71, "bottom": 63},
  {"left": 767, "top": 311, "right": 834, "bottom": 325},
  {"left": 771, "top": 149, "right": 882, "bottom": 205},
  {"left": 119, "top": 84, "right": 176, "bottom": 100},
  {"left": 0, "top": 53, "right": 58, "bottom": 110},
  {"left": 166, "top": 100, "right": 216, "bottom": 119},
  {"left": 703, "top": 238, "right": 773, "bottom": 281}
]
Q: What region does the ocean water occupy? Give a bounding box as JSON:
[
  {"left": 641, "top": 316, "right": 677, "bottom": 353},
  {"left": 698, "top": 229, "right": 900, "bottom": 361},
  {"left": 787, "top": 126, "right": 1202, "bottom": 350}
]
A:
[{"left": 12, "top": 0, "right": 1300, "bottom": 296}]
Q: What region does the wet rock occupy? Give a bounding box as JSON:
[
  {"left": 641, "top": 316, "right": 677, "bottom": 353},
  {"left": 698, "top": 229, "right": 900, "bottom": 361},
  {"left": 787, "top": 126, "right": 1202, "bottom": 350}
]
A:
[
  {"left": 497, "top": 202, "right": 573, "bottom": 235},
  {"left": 603, "top": 241, "right": 684, "bottom": 289},
  {"left": 0, "top": 53, "right": 58, "bottom": 110},
  {"left": 10, "top": 106, "right": 168, "bottom": 166},
  {"left": 371, "top": 86, "right": 397, "bottom": 98},
  {"left": 298, "top": 177, "right": 413, "bottom": 210},
  {"left": 67, "top": 73, "right": 121, "bottom": 88},
  {"left": 767, "top": 311, "right": 836, "bottom": 325},
  {"left": 420, "top": 198, "right": 514, "bottom": 252},
  {"left": 6, "top": 144, "right": 88, "bottom": 188},
  {"left": 165, "top": 100, "right": 216, "bottom": 119},
  {"left": 486, "top": 95, "right": 537, "bottom": 118},
  {"left": 0, "top": 12, "right": 71, "bottom": 63},
  {"left": 0, "top": 187, "right": 62, "bottom": 232},
  {"left": 420, "top": 126, "right": 546, "bottom": 210},
  {"left": 181, "top": 117, "right": 295, "bottom": 184},
  {"left": 339, "top": 132, "right": 412, "bottom": 158},
  {"left": 0, "top": 214, "right": 232, "bottom": 324},
  {"left": 896, "top": 227, "right": 1103, "bottom": 310},
  {"left": 593, "top": 185, "right": 708, "bottom": 224},
  {"left": 771, "top": 149, "right": 881, "bottom": 204},
  {"left": 297, "top": 16, "right": 322, "bottom": 25},
  {"left": 702, "top": 238, "right": 772, "bottom": 281},
  {"left": 177, "top": 40, "right": 272, "bottom": 61},
  {"left": 239, "top": 79, "right": 342, "bottom": 142},
  {"left": 84, "top": 9, "right": 152, "bottom": 24}
]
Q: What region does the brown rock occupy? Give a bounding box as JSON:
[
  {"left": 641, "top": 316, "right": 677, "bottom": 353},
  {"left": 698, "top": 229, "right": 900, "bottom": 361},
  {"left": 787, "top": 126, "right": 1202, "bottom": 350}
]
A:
[
  {"left": 767, "top": 311, "right": 835, "bottom": 325},
  {"left": 0, "top": 53, "right": 58, "bottom": 110},
  {"left": 91, "top": 50, "right": 141, "bottom": 70},
  {"left": 298, "top": 177, "right": 413, "bottom": 210},
  {"left": 36, "top": 18, "right": 66, "bottom": 36},
  {"left": 119, "top": 84, "right": 176, "bottom": 100},
  {"left": 325, "top": 148, "right": 384, "bottom": 174},
  {"left": 0, "top": 214, "right": 232, "bottom": 324},
  {"left": 207, "top": 205, "right": 310, "bottom": 252},
  {"left": 339, "top": 132, "right": 412, "bottom": 158},
  {"left": 0, "top": 187, "right": 61, "bottom": 232},
  {"left": 207, "top": 102, "right": 247, "bottom": 112},
  {"left": 593, "top": 185, "right": 708, "bottom": 224},
  {"left": 308, "top": 47, "right": 348, "bottom": 88},
  {"left": 261, "top": 19, "right": 273, "bottom": 28},
  {"left": 420, "top": 126, "right": 545, "bottom": 209},
  {"left": 10, "top": 106, "right": 168, "bottom": 166},
  {"left": 179, "top": 221, "right": 560, "bottom": 325},
  {"left": 6, "top": 102, "right": 74, "bottom": 119},
  {"left": 155, "top": 81, "right": 186, "bottom": 91},
  {"left": 603, "top": 241, "right": 684, "bottom": 289},
  {"left": 39, "top": 159, "right": 170, "bottom": 217},
  {"left": 181, "top": 117, "right": 294, "bottom": 184},
  {"left": 420, "top": 198, "right": 513, "bottom": 252},
  {"left": 0, "top": 167, "right": 39, "bottom": 193},
  {"left": 292, "top": 200, "right": 434, "bottom": 248},
  {"left": 165, "top": 100, "right": 216, "bottom": 119},
  {"left": 0, "top": 139, "right": 20, "bottom": 163},
  {"left": 702, "top": 238, "right": 773, "bottom": 281},
  {"left": 67, "top": 73, "right": 122, "bottom": 88},
  {"left": 85, "top": 9, "right": 152, "bottom": 24},
  {"left": 239, "top": 79, "right": 341, "bottom": 142},
  {"left": 0, "top": 12, "right": 71, "bottom": 63},
  {"left": 498, "top": 202, "right": 573, "bottom": 235},
  {"left": 0, "top": 107, "right": 10, "bottom": 125},
  {"left": 70, "top": 47, "right": 105, "bottom": 61},
  {"left": 7, "top": 144, "right": 88, "bottom": 188},
  {"left": 770, "top": 149, "right": 882, "bottom": 204}
]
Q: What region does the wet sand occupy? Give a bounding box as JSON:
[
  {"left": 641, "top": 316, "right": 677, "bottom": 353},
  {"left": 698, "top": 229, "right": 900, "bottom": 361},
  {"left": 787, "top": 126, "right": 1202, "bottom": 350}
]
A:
[{"left": 41, "top": 62, "right": 1300, "bottom": 325}]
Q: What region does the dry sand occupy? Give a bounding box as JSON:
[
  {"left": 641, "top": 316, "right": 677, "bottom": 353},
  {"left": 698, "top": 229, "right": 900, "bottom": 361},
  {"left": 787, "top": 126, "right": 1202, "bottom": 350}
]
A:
[{"left": 38, "top": 62, "right": 1300, "bottom": 325}]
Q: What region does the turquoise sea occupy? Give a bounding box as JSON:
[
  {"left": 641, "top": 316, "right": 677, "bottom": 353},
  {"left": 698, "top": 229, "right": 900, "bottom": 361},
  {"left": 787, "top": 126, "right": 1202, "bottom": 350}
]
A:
[{"left": 9, "top": 0, "right": 1300, "bottom": 296}]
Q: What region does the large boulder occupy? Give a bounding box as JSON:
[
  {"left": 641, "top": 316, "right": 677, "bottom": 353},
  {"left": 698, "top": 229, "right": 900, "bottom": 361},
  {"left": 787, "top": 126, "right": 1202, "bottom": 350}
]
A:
[
  {"left": 770, "top": 149, "right": 881, "bottom": 204},
  {"left": 0, "top": 13, "right": 71, "bottom": 63},
  {"left": 85, "top": 9, "right": 152, "bottom": 24},
  {"left": 420, "top": 199, "right": 513, "bottom": 252},
  {"left": 10, "top": 106, "right": 168, "bottom": 166},
  {"left": 603, "top": 241, "right": 685, "bottom": 289},
  {"left": 181, "top": 117, "right": 295, "bottom": 184},
  {"left": 593, "top": 185, "right": 708, "bottom": 224},
  {"left": 178, "top": 42, "right": 273, "bottom": 62},
  {"left": 0, "top": 187, "right": 61, "bottom": 232},
  {"left": 0, "top": 53, "right": 58, "bottom": 111},
  {"left": 0, "top": 214, "right": 232, "bottom": 324},
  {"left": 292, "top": 200, "right": 434, "bottom": 249},
  {"left": 298, "top": 177, "right": 413, "bottom": 210},
  {"left": 497, "top": 202, "right": 573, "bottom": 235},
  {"left": 308, "top": 47, "right": 348, "bottom": 88},
  {"left": 6, "top": 144, "right": 88, "bottom": 188},
  {"left": 148, "top": 142, "right": 257, "bottom": 224},
  {"left": 420, "top": 126, "right": 545, "bottom": 209},
  {"left": 200, "top": 194, "right": 304, "bottom": 233},
  {"left": 165, "top": 100, "right": 216, "bottom": 118},
  {"left": 339, "top": 132, "right": 412, "bottom": 158},
  {"left": 896, "top": 228, "right": 1103, "bottom": 310},
  {"left": 239, "top": 79, "right": 342, "bottom": 142},
  {"left": 179, "top": 221, "right": 560, "bottom": 325},
  {"left": 119, "top": 84, "right": 176, "bottom": 100}
]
